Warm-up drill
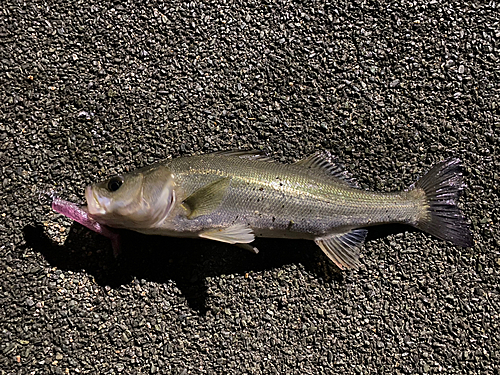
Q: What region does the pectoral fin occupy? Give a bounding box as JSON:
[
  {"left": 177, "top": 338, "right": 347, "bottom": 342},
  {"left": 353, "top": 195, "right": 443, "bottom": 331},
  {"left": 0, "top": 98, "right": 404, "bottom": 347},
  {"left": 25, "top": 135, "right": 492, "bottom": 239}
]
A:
[
  {"left": 315, "top": 229, "right": 368, "bottom": 270},
  {"left": 199, "top": 224, "right": 255, "bottom": 244},
  {"left": 183, "top": 177, "right": 231, "bottom": 219}
]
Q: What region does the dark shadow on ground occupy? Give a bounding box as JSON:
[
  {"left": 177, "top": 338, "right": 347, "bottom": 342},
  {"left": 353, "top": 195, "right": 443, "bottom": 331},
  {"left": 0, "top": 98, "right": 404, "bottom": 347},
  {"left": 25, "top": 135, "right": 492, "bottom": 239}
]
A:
[
  {"left": 23, "top": 222, "right": 417, "bottom": 313},
  {"left": 23, "top": 223, "right": 350, "bottom": 313}
]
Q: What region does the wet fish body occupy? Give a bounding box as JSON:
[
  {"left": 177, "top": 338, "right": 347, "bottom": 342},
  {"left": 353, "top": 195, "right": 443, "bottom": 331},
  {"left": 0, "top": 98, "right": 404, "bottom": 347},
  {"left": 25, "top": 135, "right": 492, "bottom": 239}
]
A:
[
  {"left": 83, "top": 151, "right": 472, "bottom": 269},
  {"left": 137, "top": 154, "right": 423, "bottom": 238}
]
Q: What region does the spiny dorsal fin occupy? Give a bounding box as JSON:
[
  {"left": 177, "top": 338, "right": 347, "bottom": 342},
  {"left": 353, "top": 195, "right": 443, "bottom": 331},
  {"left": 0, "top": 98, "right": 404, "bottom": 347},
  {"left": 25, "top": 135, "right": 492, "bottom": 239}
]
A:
[
  {"left": 199, "top": 224, "right": 255, "bottom": 244},
  {"left": 314, "top": 229, "right": 368, "bottom": 270},
  {"left": 183, "top": 177, "right": 231, "bottom": 219},
  {"left": 296, "top": 151, "right": 359, "bottom": 187},
  {"left": 210, "top": 149, "right": 272, "bottom": 161}
]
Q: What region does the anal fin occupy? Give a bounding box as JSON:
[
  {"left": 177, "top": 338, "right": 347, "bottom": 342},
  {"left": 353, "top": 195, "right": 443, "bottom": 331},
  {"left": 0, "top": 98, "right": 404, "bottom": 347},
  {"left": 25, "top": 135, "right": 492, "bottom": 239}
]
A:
[
  {"left": 315, "top": 229, "right": 368, "bottom": 270},
  {"left": 199, "top": 224, "right": 255, "bottom": 244}
]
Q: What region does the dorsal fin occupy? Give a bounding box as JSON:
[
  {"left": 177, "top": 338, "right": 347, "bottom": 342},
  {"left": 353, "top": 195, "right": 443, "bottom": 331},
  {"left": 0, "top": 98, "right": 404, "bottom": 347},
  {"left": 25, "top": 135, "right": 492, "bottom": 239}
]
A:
[
  {"left": 296, "top": 151, "right": 359, "bottom": 187},
  {"left": 210, "top": 150, "right": 272, "bottom": 161}
]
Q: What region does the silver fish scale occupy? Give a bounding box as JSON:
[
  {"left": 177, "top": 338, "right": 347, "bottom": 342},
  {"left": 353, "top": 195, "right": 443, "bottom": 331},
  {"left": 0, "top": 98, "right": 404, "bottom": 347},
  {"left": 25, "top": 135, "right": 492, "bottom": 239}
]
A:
[{"left": 166, "top": 154, "right": 423, "bottom": 238}]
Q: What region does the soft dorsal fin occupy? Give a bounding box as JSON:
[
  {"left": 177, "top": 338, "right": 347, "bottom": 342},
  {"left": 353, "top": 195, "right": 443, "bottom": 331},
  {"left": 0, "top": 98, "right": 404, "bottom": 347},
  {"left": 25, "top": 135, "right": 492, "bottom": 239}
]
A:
[
  {"left": 211, "top": 149, "right": 272, "bottom": 161},
  {"left": 296, "top": 151, "right": 358, "bottom": 187},
  {"left": 183, "top": 177, "right": 231, "bottom": 219},
  {"left": 314, "top": 229, "right": 368, "bottom": 270}
]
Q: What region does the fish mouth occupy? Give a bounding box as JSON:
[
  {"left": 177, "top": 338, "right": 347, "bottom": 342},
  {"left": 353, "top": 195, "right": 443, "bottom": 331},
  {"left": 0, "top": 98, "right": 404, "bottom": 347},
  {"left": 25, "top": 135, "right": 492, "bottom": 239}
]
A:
[{"left": 85, "top": 186, "right": 108, "bottom": 216}]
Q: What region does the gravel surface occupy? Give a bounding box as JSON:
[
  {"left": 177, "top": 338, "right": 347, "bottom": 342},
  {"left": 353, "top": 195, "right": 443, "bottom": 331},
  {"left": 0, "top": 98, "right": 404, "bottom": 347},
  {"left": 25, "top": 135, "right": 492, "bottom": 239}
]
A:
[{"left": 1, "top": 0, "right": 499, "bottom": 374}]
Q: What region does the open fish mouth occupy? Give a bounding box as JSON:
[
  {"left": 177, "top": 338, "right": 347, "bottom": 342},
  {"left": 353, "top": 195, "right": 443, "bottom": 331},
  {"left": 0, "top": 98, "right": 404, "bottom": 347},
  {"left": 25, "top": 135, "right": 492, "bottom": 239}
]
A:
[{"left": 85, "top": 186, "right": 109, "bottom": 216}]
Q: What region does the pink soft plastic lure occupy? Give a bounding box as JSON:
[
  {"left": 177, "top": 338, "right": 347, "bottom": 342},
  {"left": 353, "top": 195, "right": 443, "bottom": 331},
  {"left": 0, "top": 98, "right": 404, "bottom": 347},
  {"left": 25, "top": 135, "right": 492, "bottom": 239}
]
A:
[{"left": 51, "top": 197, "right": 121, "bottom": 256}]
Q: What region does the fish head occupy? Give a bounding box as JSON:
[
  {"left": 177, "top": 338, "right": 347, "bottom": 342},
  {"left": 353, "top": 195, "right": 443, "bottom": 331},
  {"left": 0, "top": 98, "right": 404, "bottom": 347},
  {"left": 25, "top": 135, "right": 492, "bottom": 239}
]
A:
[{"left": 85, "top": 164, "right": 176, "bottom": 229}]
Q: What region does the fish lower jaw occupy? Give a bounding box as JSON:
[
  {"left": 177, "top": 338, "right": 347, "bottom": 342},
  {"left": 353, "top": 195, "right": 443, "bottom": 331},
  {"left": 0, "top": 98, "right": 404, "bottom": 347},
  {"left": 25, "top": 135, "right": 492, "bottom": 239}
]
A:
[
  {"left": 87, "top": 205, "right": 107, "bottom": 216},
  {"left": 85, "top": 186, "right": 109, "bottom": 216}
]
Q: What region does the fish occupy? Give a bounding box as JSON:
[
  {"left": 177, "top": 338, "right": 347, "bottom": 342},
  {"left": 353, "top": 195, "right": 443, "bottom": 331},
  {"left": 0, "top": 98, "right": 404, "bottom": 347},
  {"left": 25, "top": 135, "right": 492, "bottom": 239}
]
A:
[{"left": 54, "top": 150, "right": 473, "bottom": 270}]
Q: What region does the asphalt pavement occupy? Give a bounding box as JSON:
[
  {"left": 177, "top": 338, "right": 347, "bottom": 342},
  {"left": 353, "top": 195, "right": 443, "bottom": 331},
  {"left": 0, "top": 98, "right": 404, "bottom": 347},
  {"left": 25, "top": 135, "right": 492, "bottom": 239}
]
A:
[{"left": 0, "top": 0, "right": 499, "bottom": 374}]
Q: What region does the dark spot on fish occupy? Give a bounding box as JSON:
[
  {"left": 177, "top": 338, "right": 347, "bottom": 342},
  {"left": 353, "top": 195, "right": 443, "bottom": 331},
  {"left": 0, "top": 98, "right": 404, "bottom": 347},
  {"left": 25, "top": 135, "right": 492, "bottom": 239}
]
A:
[
  {"left": 287, "top": 220, "right": 294, "bottom": 230},
  {"left": 272, "top": 216, "right": 276, "bottom": 222},
  {"left": 259, "top": 187, "right": 264, "bottom": 191}
]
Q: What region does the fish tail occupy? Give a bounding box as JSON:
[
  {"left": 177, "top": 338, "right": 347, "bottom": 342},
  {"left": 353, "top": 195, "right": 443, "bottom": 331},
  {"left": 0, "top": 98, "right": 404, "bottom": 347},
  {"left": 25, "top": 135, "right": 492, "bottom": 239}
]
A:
[{"left": 412, "top": 158, "right": 473, "bottom": 247}]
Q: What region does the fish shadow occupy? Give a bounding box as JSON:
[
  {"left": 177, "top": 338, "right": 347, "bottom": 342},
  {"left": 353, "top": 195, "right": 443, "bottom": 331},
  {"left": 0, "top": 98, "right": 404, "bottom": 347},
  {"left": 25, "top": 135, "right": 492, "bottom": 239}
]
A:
[{"left": 23, "top": 224, "right": 346, "bottom": 313}]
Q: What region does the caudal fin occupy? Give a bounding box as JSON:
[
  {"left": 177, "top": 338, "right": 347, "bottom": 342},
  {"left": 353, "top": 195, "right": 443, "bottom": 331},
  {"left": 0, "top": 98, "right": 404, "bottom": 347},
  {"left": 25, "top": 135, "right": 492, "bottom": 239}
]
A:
[{"left": 413, "top": 158, "right": 473, "bottom": 247}]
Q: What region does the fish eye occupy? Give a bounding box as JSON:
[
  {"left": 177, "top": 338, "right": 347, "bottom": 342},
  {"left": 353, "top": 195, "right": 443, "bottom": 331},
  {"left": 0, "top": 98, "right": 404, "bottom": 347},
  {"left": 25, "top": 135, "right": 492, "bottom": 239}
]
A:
[{"left": 107, "top": 176, "right": 124, "bottom": 192}]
